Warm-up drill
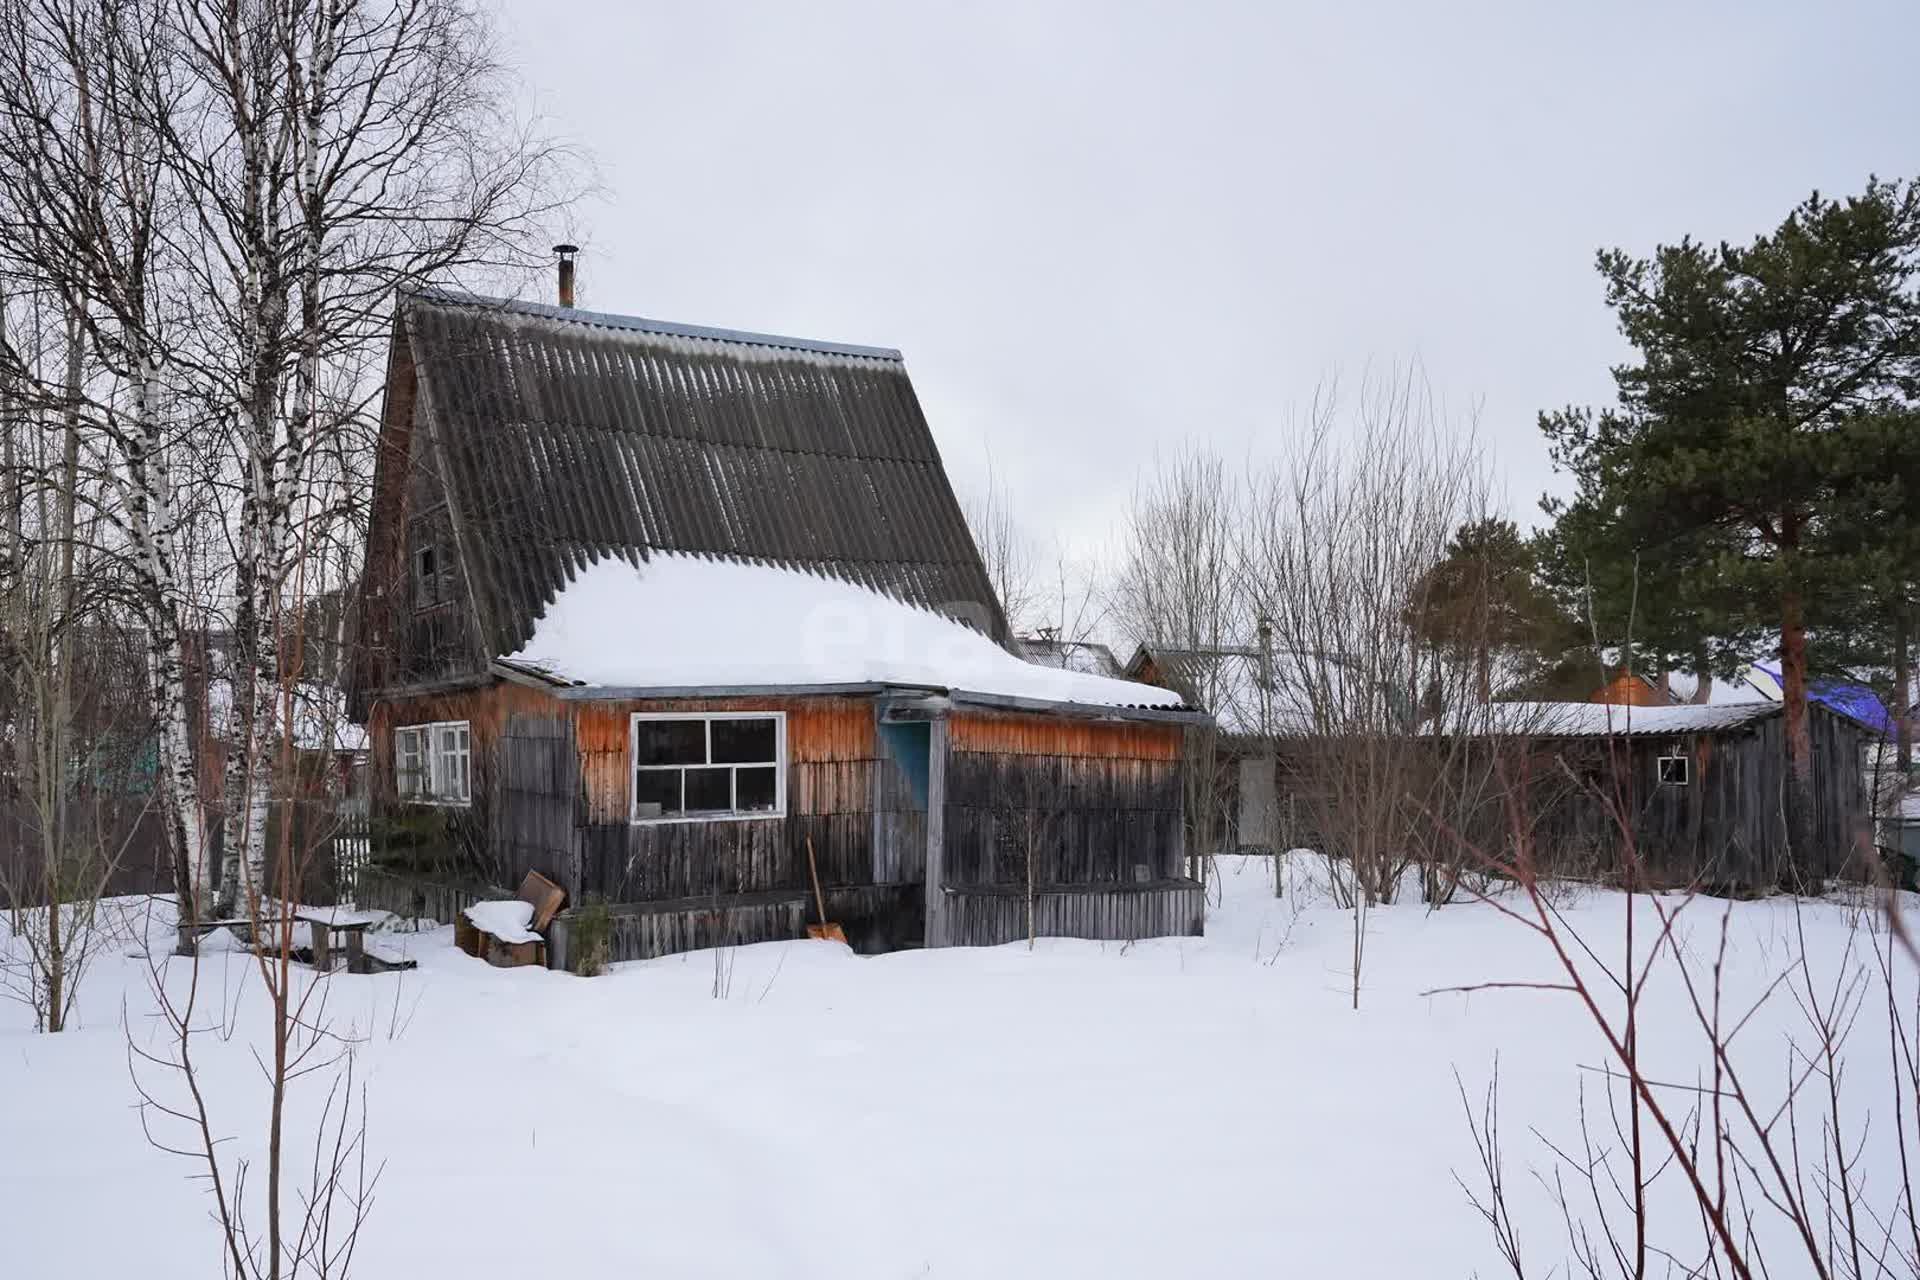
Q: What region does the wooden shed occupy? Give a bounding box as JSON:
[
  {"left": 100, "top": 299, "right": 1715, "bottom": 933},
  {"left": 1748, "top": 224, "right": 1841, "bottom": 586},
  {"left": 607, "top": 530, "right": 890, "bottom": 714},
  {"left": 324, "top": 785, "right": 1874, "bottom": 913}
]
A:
[
  {"left": 1462, "top": 700, "right": 1875, "bottom": 890},
  {"left": 350, "top": 288, "right": 1206, "bottom": 964}
]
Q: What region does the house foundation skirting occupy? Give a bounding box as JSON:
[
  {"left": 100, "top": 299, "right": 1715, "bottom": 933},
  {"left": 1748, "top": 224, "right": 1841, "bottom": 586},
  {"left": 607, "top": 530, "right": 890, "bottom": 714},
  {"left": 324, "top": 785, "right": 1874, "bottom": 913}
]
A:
[
  {"left": 940, "top": 879, "right": 1204, "bottom": 948},
  {"left": 548, "top": 884, "right": 922, "bottom": 970}
]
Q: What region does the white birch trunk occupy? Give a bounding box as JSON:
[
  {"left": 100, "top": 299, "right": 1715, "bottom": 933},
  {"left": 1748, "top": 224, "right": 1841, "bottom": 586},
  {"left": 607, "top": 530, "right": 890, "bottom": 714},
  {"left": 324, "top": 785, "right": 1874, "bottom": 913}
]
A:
[{"left": 124, "top": 352, "right": 214, "bottom": 919}]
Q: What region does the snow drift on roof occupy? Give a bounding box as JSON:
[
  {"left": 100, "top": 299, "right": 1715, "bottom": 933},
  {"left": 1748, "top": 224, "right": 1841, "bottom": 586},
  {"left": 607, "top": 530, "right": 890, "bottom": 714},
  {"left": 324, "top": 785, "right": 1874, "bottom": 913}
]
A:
[{"left": 503, "top": 554, "right": 1188, "bottom": 712}]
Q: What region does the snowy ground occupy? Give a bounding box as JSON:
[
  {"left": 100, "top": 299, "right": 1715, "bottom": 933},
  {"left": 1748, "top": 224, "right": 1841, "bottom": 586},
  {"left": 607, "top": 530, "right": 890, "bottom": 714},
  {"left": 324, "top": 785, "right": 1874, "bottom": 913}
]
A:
[{"left": 3, "top": 856, "right": 1915, "bottom": 1278}]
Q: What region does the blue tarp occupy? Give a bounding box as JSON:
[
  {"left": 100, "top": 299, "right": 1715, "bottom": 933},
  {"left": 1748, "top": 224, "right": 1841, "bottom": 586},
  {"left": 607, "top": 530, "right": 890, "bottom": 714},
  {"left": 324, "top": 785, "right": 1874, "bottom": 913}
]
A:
[{"left": 1751, "top": 663, "right": 1894, "bottom": 734}]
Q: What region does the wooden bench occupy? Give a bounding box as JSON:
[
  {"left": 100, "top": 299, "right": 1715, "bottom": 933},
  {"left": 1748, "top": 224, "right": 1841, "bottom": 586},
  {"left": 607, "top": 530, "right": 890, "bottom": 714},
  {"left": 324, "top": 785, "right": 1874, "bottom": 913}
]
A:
[
  {"left": 455, "top": 872, "right": 566, "bottom": 968},
  {"left": 294, "top": 908, "right": 380, "bottom": 974}
]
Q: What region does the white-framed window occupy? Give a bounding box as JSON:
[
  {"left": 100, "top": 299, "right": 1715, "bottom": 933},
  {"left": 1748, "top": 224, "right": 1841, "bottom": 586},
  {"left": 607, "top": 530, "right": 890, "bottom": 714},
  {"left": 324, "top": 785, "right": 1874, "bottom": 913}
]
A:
[
  {"left": 395, "top": 720, "right": 470, "bottom": 805},
  {"left": 1657, "top": 754, "right": 1689, "bottom": 787},
  {"left": 631, "top": 712, "right": 785, "bottom": 823}
]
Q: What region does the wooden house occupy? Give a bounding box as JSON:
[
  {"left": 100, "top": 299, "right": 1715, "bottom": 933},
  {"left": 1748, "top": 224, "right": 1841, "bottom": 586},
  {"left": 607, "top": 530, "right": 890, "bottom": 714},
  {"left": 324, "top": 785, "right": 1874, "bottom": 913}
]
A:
[
  {"left": 350, "top": 287, "right": 1207, "bottom": 964},
  {"left": 1589, "top": 669, "right": 1674, "bottom": 707}
]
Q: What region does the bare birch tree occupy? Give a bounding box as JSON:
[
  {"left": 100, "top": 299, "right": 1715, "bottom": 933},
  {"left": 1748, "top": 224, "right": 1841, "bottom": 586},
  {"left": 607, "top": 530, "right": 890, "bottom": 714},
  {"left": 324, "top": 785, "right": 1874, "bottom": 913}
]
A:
[
  {"left": 1240, "top": 371, "right": 1493, "bottom": 1005},
  {"left": 0, "top": 0, "right": 577, "bottom": 1268},
  {"left": 0, "top": 284, "right": 150, "bottom": 1030},
  {"left": 155, "top": 0, "right": 574, "bottom": 915},
  {"left": 0, "top": 0, "right": 220, "bottom": 920},
  {"left": 1112, "top": 445, "right": 1245, "bottom": 882}
]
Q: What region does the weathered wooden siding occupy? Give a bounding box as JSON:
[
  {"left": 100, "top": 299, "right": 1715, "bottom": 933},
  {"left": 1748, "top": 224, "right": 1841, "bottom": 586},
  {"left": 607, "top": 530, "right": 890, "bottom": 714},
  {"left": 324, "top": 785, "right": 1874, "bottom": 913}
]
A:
[
  {"left": 367, "top": 688, "right": 1200, "bottom": 954},
  {"left": 947, "top": 712, "right": 1181, "bottom": 760},
  {"left": 552, "top": 894, "right": 810, "bottom": 969},
  {"left": 353, "top": 864, "right": 498, "bottom": 923},
  {"left": 942, "top": 880, "right": 1204, "bottom": 948},
  {"left": 501, "top": 711, "right": 579, "bottom": 893},
  {"left": 546, "top": 884, "right": 922, "bottom": 967},
  {"left": 1524, "top": 707, "right": 1872, "bottom": 889},
  {"left": 368, "top": 686, "right": 929, "bottom": 948},
  {"left": 365, "top": 685, "right": 504, "bottom": 886},
  {"left": 943, "top": 710, "right": 1186, "bottom": 891},
  {"left": 573, "top": 695, "right": 888, "bottom": 902},
  {"left": 357, "top": 345, "right": 489, "bottom": 701}
]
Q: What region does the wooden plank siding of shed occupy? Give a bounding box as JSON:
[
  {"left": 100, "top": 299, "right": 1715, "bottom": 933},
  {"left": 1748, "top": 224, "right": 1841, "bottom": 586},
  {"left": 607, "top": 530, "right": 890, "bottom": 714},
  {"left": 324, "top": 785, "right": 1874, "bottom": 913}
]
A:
[
  {"left": 941, "top": 711, "right": 1186, "bottom": 890},
  {"left": 1520, "top": 707, "right": 1872, "bottom": 890}
]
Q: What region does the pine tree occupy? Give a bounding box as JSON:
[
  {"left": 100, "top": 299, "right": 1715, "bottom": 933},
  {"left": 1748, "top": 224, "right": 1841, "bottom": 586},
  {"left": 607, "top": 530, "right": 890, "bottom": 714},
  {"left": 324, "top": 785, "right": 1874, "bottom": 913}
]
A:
[
  {"left": 1541, "top": 178, "right": 1920, "bottom": 865},
  {"left": 1408, "top": 517, "right": 1580, "bottom": 701}
]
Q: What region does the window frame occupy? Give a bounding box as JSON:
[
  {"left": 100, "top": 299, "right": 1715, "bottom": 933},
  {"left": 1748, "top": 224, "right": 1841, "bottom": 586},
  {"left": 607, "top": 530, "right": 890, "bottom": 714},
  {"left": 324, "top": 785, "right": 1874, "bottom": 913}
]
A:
[
  {"left": 629, "top": 711, "right": 786, "bottom": 825},
  {"left": 411, "top": 540, "right": 439, "bottom": 609},
  {"left": 1657, "top": 753, "right": 1690, "bottom": 787},
  {"left": 394, "top": 719, "right": 471, "bottom": 806}
]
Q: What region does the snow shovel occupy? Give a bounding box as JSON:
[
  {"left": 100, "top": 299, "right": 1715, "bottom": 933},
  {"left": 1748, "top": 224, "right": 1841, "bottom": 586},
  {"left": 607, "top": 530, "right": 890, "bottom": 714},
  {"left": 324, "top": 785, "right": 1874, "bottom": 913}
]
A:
[{"left": 805, "top": 836, "right": 847, "bottom": 943}]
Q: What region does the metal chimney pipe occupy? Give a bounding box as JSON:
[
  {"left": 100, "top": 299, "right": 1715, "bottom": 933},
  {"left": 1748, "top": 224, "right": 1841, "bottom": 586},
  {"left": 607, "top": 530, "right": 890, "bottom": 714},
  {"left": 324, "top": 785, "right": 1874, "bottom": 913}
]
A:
[{"left": 554, "top": 243, "right": 578, "bottom": 308}]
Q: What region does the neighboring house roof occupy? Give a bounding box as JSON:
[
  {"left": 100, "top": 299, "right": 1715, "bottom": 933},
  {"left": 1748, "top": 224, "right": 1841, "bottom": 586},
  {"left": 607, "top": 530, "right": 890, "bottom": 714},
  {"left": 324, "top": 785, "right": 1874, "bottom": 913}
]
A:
[
  {"left": 1589, "top": 670, "right": 1672, "bottom": 707},
  {"left": 395, "top": 288, "right": 1009, "bottom": 663},
  {"left": 1014, "top": 635, "right": 1122, "bottom": 679},
  {"left": 496, "top": 554, "right": 1196, "bottom": 718},
  {"left": 1124, "top": 643, "right": 1373, "bottom": 736}
]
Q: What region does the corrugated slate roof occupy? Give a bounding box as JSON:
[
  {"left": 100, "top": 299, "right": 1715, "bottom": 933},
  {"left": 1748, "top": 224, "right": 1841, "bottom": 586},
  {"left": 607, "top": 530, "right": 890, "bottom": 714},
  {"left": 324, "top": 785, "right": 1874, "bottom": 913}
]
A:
[
  {"left": 1474, "top": 701, "right": 1783, "bottom": 738},
  {"left": 402, "top": 288, "right": 1008, "bottom": 660}
]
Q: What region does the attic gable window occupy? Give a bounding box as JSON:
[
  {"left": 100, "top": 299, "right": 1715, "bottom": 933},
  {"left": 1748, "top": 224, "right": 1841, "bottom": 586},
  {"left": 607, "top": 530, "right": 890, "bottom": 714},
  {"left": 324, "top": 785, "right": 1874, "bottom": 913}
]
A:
[
  {"left": 412, "top": 541, "right": 440, "bottom": 608},
  {"left": 396, "top": 720, "right": 470, "bottom": 805},
  {"left": 631, "top": 712, "right": 785, "bottom": 823}
]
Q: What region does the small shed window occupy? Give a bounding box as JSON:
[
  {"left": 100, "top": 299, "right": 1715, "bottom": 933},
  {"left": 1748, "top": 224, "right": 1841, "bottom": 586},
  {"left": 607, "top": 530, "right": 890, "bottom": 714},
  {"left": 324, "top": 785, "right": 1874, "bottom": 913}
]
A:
[
  {"left": 395, "top": 720, "right": 470, "bottom": 805},
  {"left": 1657, "top": 754, "right": 1689, "bottom": 787},
  {"left": 631, "top": 712, "right": 785, "bottom": 823}
]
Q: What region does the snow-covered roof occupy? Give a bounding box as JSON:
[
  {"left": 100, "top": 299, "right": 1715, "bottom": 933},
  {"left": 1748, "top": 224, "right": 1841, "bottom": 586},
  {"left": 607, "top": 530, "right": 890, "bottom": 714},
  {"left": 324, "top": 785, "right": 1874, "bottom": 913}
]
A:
[
  {"left": 1471, "top": 701, "right": 1782, "bottom": 738},
  {"left": 500, "top": 554, "right": 1194, "bottom": 716}
]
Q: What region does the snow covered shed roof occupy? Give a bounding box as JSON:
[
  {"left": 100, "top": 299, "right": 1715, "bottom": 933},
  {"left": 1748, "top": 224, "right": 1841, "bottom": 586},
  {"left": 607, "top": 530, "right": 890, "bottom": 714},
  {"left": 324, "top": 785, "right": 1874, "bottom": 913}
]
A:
[
  {"left": 1468, "top": 701, "right": 1785, "bottom": 738},
  {"left": 495, "top": 554, "right": 1201, "bottom": 720},
  {"left": 391, "top": 288, "right": 1008, "bottom": 664}
]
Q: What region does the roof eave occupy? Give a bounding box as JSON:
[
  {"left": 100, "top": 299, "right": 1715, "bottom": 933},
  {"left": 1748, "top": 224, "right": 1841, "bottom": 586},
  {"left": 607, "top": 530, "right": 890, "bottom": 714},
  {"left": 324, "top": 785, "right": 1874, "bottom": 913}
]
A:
[{"left": 487, "top": 661, "right": 1203, "bottom": 721}]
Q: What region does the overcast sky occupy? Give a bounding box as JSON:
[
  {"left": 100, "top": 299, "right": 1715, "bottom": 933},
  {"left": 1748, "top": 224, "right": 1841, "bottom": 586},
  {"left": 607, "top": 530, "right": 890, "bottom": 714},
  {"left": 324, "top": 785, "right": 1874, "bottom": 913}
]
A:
[{"left": 499, "top": 0, "right": 1917, "bottom": 564}]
